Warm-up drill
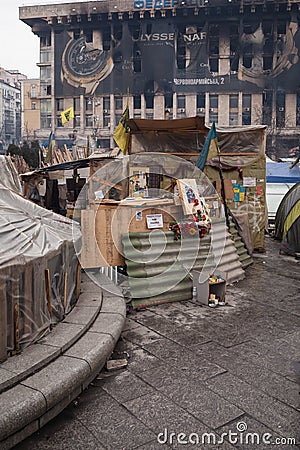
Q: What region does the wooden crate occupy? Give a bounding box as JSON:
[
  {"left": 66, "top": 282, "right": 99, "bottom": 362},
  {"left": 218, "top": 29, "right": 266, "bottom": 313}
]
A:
[{"left": 80, "top": 202, "right": 182, "bottom": 268}]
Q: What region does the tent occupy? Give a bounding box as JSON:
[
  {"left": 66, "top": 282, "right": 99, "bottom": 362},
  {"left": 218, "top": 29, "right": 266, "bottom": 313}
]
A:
[
  {"left": 266, "top": 161, "right": 300, "bottom": 222},
  {"left": 266, "top": 161, "right": 300, "bottom": 183},
  {"left": 274, "top": 182, "right": 300, "bottom": 256},
  {"left": 0, "top": 181, "right": 81, "bottom": 357}
]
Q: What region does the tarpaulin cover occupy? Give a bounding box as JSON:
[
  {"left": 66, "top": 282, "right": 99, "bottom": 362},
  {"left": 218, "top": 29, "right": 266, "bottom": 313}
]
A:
[
  {"left": 266, "top": 161, "right": 300, "bottom": 184},
  {"left": 128, "top": 118, "right": 266, "bottom": 250},
  {"left": 275, "top": 182, "right": 300, "bottom": 256},
  {"left": 0, "top": 156, "right": 22, "bottom": 194},
  {"left": 129, "top": 119, "right": 266, "bottom": 167},
  {"left": 0, "top": 186, "right": 81, "bottom": 357}
]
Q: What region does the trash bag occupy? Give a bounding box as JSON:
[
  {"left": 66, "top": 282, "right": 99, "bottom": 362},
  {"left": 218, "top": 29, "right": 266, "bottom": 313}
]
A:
[{"left": 29, "top": 186, "right": 41, "bottom": 204}]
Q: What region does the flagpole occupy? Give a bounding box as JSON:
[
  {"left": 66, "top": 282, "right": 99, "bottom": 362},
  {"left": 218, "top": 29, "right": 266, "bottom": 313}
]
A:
[{"left": 216, "top": 132, "right": 230, "bottom": 229}]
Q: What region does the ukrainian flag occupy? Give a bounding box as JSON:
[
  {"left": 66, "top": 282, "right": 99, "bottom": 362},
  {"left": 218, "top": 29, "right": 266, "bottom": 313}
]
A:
[
  {"left": 45, "top": 131, "right": 55, "bottom": 164},
  {"left": 196, "top": 122, "right": 220, "bottom": 171},
  {"left": 113, "top": 103, "right": 130, "bottom": 154},
  {"left": 61, "top": 106, "right": 74, "bottom": 125}
]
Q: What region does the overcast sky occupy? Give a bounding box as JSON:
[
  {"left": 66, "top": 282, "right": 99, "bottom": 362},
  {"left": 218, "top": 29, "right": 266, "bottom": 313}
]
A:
[{"left": 0, "top": 0, "right": 90, "bottom": 79}]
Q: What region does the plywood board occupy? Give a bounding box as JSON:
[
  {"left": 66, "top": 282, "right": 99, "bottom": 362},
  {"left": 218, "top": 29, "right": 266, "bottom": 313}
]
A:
[
  {"left": 81, "top": 204, "right": 183, "bottom": 268},
  {"left": 80, "top": 209, "right": 109, "bottom": 268}
]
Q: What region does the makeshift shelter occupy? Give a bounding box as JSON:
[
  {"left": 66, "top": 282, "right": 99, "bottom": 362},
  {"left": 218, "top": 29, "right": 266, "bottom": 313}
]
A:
[
  {"left": 0, "top": 156, "right": 22, "bottom": 194},
  {"left": 0, "top": 184, "right": 81, "bottom": 360},
  {"left": 266, "top": 161, "right": 300, "bottom": 184},
  {"left": 266, "top": 160, "right": 300, "bottom": 222},
  {"left": 128, "top": 118, "right": 267, "bottom": 250},
  {"left": 274, "top": 182, "right": 300, "bottom": 256}
]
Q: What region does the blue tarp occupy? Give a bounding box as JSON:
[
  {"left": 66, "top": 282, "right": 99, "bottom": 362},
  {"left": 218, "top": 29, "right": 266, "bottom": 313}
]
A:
[{"left": 266, "top": 161, "right": 300, "bottom": 184}]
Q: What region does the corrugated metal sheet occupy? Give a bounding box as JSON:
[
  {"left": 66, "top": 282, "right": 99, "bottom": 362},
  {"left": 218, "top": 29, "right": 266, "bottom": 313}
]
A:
[
  {"left": 228, "top": 219, "right": 253, "bottom": 269},
  {"left": 210, "top": 219, "right": 245, "bottom": 284},
  {"left": 122, "top": 231, "right": 211, "bottom": 308},
  {"left": 122, "top": 218, "right": 245, "bottom": 308}
]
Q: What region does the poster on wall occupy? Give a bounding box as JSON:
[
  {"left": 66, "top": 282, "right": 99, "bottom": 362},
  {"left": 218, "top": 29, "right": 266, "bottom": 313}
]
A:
[{"left": 54, "top": 13, "right": 300, "bottom": 97}]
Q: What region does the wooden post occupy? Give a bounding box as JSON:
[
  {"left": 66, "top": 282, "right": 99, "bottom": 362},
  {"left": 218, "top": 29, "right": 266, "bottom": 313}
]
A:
[
  {"left": 14, "top": 303, "right": 20, "bottom": 354},
  {"left": 0, "top": 275, "right": 7, "bottom": 361},
  {"left": 63, "top": 272, "right": 68, "bottom": 314},
  {"left": 76, "top": 263, "right": 81, "bottom": 300},
  {"left": 44, "top": 269, "right": 52, "bottom": 318}
]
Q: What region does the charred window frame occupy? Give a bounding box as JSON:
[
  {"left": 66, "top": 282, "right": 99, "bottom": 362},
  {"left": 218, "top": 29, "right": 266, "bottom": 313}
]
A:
[
  {"left": 262, "top": 91, "right": 273, "bottom": 126},
  {"left": 73, "top": 29, "right": 81, "bottom": 40},
  {"left": 230, "top": 23, "right": 239, "bottom": 73},
  {"left": 209, "top": 24, "right": 219, "bottom": 73},
  {"left": 115, "top": 96, "right": 123, "bottom": 111},
  {"left": 276, "top": 91, "right": 285, "bottom": 128},
  {"left": 297, "top": 93, "right": 300, "bottom": 126},
  {"left": 73, "top": 97, "right": 80, "bottom": 112},
  {"left": 40, "top": 34, "right": 51, "bottom": 47},
  {"left": 242, "top": 94, "right": 251, "bottom": 125},
  {"left": 165, "top": 94, "right": 173, "bottom": 110},
  {"left": 82, "top": 29, "right": 93, "bottom": 43},
  {"left": 133, "top": 44, "right": 141, "bottom": 73},
  {"left": 261, "top": 21, "right": 274, "bottom": 71},
  {"left": 176, "top": 23, "right": 187, "bottom": 70},
  {"left": 134, "top": 95, "right": 141, "bottom": 110},
  {"left": 197, "top": 93, "right": 205, "bottom": 109},
  {"left": 209, "top": 94, "right": 218, "bottom": 124},
  {"left": 56, "top": 98, "right": 64, "bottom": 112},
  {"left": 229, "top": 94, "right": 239, "bottom": 126},
  {"left": 102, "top": 25, "right": 111, "bottom": 51},
  {"left": 103, "top": 96, "right": 110, "bottom": 127},
  {"left": 85, "top": 98, "right": 93, "bottom": 112}
]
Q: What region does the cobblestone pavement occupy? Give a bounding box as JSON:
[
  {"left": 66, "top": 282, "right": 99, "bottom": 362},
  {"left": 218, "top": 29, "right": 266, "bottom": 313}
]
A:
[{"left": 14, "top": 236, "right": 300, "bottom": 450}]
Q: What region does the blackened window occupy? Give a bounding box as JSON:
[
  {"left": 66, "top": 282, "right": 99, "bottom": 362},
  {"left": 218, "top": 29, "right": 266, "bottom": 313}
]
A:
[
  {"left": 115, "top": 96, "right": 123, "bottom": 110},
  {"left": 209, "top": 58, "right": 219, "bottom": 73},
  {"left": 56, "top": 98, "right": 64, "bottom": 111},
  {"left": 242, "top": 94, "right": 251, "bottom": 109},
  {"left": 86, "top": 115, "right": 93, "bottom": 127},
  {"left": 209, "top": 95, "right": 218, "bottom": 109},
  {"left": 230, "top": 94, "right": 238, "bottom": 109},
  {"left": 40, "top": 34, "right": 51, "bottom": 47},
  {"left": 263, "top": 91, "right": 272, "bottom": 126},
  {"left": 297, "top": 93, "right": 300, "bottom": 126},
  {"left": 85, "top": 98, "right": 93, "bottom": 111},
  {"left": 197, "top": 93, "right": 205, "bottom": 109},
  {"left": 102, "top": 26, "right": 111, "bottom": 51},
  {"left": 103, "top": 97, "right": 110, "bottom": 111},
  {"left": 276, "top": 91, "right": 285, "bottom": 128},
  {"left": 57, "top": 115, "right": 63, "bottom": 127},
  {"left": 177, "top": 95, "right": 185, "bottom": 109},
  {"left": 73, "top": 29, "right": 81, "bottom": 40},
  {"left": 74, "top": 97, "right": 80, "bottom": 112},
  {"left": 165, "top": 94, "right": 173, "bottom": 109},
  {"left": 133, "top": 45, "right": 141, "bottom": 73},
  {"left": 145, "top": 94, "right": 154, "bottom": 109},
  {"left": 83, "top": 29, "right": 93, "bottom": 43},
  {"left": 134, "top": 95, "right": 141, "bottom": 109},
  {"left": 242, "top": 94, "right": 251, "bottom": 125}
]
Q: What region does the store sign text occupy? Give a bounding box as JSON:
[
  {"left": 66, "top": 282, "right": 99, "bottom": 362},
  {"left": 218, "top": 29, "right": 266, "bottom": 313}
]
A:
[
  {"left": 133, "top": 0, "right": 202, "bottom": 9},
  {"left": 133, "top": 33, "right": 175, "bottom": 42}
]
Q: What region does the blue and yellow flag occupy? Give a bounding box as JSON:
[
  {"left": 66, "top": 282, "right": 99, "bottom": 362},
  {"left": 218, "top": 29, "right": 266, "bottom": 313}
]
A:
[
  {"left": 196, "top": 122, "right": 219, "bottom": 171},
  {"left": 45, "top": 131, "right": 55, "bottom": 164},
  {"left": 113, "top": 103, "right": 130, "bottom": 154},
  {"left": 61, "top": 106, "right": 74, "bottom": 125}
]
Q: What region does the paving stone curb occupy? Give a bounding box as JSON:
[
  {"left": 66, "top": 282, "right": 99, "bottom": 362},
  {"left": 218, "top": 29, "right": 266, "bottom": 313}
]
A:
[{"left": 0, "top": 273, "right": 126, "bottom": 450}]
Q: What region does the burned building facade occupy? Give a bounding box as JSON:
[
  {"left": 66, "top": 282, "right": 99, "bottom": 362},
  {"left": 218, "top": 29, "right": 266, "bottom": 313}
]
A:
[{"left": 20, "top": 0, "right": 300, "bottom": 156}]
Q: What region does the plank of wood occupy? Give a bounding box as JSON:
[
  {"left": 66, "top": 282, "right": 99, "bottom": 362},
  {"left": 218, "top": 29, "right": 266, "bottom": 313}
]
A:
[
  {"left": 92, "top": 177, "right": 124, "bottom": 191},
  {"left": 44, "top": 269, "right": 52, "bottom": 318},
  {"left": 106, "top": 359, "right": 128, "bottom": 371}
]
